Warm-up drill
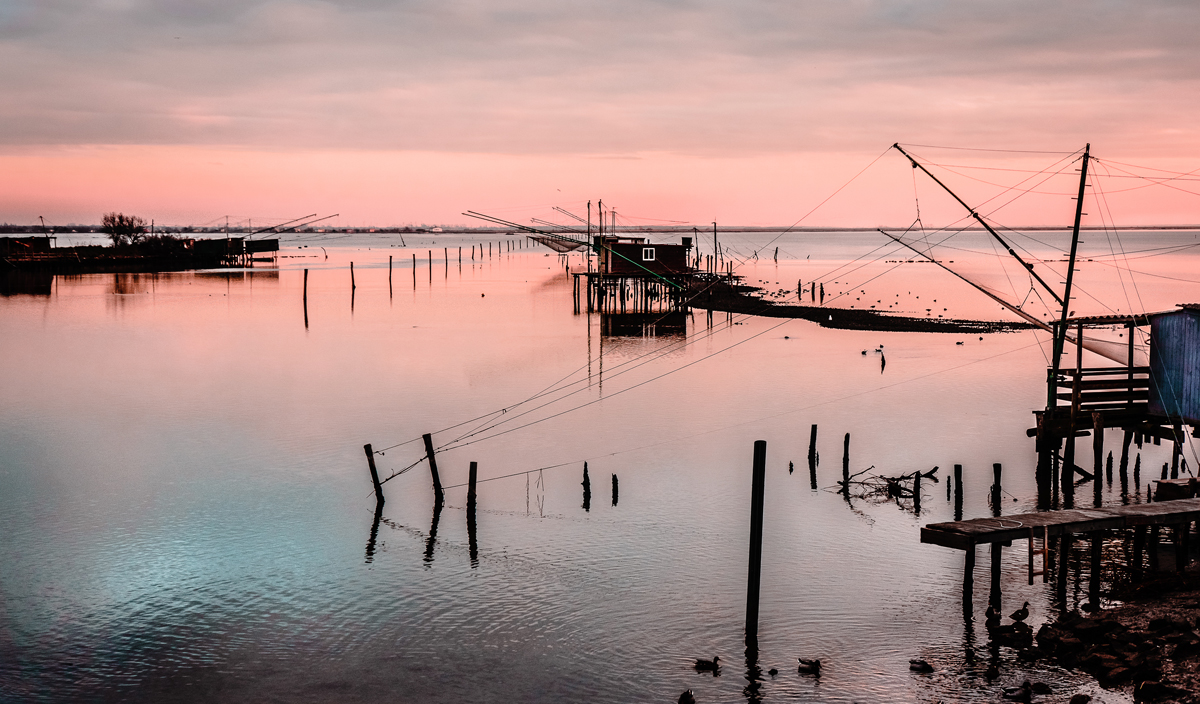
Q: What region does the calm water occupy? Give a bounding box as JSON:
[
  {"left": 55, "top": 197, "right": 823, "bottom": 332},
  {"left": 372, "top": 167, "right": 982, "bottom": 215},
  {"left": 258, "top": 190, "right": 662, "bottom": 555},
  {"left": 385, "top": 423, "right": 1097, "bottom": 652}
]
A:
[{"left": 3, "top": 229, "right": 1198, "bottom": 703}]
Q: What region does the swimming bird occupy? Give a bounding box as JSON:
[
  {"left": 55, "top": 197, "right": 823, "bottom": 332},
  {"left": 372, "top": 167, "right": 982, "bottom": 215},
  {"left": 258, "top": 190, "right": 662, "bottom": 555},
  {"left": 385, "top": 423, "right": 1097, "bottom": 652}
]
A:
[
  {"left": 797, "top": 658, "right": 821, "bottom": 675},
  {"left": 1002, "top": 680, "right": 1032, "bottom": 702},
  {"left": 768, "top": 668, "right": 778, "bottom": 677},
  {"left": 694, "top": 656, "right": 720, "bottom": 672},
  {"left": 1068, "top": 695, "right": 1091, "bottom": 704},
  {"left": 1031, "top": 682, "right": 1052, "bottom": 695},
  {"left": 1010, "top": 602, "right": 1030, "bottom": 622},
  {"left": 678, "top": 689, "right": 696, "bottom": 704},
  {"left": 909, "top": 659, "right": 934, "bottom": 673}
]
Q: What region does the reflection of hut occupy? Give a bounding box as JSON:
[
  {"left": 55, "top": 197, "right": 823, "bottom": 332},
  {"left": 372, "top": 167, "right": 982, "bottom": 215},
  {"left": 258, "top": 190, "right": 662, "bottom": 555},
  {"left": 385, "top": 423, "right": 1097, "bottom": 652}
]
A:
[{"left": 1033, "top": 304, "right": 1200, "bottom": 507}]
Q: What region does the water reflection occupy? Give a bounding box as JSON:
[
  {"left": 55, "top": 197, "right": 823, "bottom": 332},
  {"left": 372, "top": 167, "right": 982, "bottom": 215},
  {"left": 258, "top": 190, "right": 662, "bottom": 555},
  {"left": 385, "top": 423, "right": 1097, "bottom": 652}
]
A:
[
  {"left": 423, "top": 496, "right": 442, "bottom": 566},
  {"left": 0, "top": 269, "right": 52, "bottom": 295},
  {"left": 364, "top": 503, "right": 383, "bottom": 563}
]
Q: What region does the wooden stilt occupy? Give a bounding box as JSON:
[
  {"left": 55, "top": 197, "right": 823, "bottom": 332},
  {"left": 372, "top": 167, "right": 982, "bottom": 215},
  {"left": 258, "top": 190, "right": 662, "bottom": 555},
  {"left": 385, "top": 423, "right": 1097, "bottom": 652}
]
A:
[{"left": 422, "top": 433, "right": 444, "bottom": 502}]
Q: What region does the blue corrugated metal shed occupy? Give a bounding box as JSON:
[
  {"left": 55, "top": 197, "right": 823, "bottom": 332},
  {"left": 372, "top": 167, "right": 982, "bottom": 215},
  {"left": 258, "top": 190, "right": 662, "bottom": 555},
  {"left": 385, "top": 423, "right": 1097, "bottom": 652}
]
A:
[{"left": 1149, "top": 304, "right": 1200, "bottom": 424}]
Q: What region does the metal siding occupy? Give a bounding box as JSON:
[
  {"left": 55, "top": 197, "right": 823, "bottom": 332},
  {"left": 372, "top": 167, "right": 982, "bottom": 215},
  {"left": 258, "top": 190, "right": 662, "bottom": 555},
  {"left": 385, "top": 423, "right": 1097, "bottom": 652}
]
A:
[{"left": 1149, "top": 309, "right": 1200, "bottom": 424}]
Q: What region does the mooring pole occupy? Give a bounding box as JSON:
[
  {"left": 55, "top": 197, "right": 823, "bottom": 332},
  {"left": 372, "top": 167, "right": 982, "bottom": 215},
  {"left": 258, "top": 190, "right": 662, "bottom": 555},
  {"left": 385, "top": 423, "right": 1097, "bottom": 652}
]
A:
[
  {"left": 1093, "top": 413, "right": 1104, "bottom": 507},
  {"left": 363, "top": 443, "right": 384, "bottom": 506},
  {"left": 992, "top": 463, "right": 1002, "bottom": 516},
  {"left": 467, "top": 461, "right": 478, "bottom": 510},
  {"left": 954, "top": 464, "right": 964, "bottom": 521},
  {"left": 303, "top": 268, "right": 309, "bottom": 328},
  {"left": 350, "top": 261, "right": 356, "bottom": 290},
  {"left": 808, "top": 424, "right": 818, "bottom": 490},
  {"left": 746, "top": 440, "right": 767, "bottom": 640},
  {"left": 913, "top": 470, "right": 922, "bottom": 513},
  {"left": 422, "top": 433, "right": 444, "bottom": 501},
  {"left": 963, "top": 543, "right": 976, "bottom": 616},
  {"left": 841, "top": 432, "right": 850, "bottom": 492}
]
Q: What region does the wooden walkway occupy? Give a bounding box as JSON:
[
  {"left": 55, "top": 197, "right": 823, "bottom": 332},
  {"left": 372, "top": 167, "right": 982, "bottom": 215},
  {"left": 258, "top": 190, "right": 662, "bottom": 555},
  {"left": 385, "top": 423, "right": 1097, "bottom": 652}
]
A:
[{"left": 922, "top": 498, "right": 1200, "bottom": 551}]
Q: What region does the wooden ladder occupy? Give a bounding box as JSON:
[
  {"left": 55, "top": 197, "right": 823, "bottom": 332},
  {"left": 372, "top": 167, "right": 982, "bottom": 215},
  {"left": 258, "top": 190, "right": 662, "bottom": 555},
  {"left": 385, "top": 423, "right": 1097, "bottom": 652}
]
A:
[{"left": 1028, "top": 525, "right": 1049, "bottom": 584}]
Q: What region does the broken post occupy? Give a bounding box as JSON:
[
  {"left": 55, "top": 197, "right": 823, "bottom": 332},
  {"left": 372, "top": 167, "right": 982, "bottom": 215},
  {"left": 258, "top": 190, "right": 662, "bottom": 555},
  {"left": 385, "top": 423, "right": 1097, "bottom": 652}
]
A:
[
  {"left": 422, "top": 433, "right": 444, "bottom": 502},
  {"left": 363, "top": 443, "right": 384, "bottom": 506},
  {"left": 746, "top": 440, "right": 767, "bottom": 640}
]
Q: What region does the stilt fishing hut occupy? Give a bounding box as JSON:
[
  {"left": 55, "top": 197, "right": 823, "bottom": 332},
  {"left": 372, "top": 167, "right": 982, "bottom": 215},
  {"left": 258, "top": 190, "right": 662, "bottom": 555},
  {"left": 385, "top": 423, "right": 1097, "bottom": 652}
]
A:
[{"left": 1032, "top": 305, "right": 1200, "bottom": 507}]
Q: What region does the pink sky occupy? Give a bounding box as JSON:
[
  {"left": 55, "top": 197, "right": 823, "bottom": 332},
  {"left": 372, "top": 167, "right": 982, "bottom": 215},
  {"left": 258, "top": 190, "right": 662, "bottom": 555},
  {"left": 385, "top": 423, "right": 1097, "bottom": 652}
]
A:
[{"left": 3, "top": 1, "right": 1200, "bottom": 228}]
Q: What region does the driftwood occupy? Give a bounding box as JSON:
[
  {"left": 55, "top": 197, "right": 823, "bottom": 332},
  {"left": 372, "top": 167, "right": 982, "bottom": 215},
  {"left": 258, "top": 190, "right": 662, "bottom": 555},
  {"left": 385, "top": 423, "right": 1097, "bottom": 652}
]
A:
[{"left": 835, "top": 466, "right": 939, "bottom": 509}]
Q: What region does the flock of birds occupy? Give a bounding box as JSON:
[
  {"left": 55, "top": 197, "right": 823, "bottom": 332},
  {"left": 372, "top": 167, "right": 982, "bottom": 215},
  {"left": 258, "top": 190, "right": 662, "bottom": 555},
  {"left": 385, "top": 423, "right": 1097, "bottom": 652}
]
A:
[{"left": 678, "top": 601, "right": 1090, "bottom": 704}]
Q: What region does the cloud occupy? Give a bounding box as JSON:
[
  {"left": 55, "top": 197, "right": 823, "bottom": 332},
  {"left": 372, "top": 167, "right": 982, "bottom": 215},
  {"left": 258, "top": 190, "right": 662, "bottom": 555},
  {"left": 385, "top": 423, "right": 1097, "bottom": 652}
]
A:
[{"left": 1, "top": 0, "right": 1200, "bottom": 155}]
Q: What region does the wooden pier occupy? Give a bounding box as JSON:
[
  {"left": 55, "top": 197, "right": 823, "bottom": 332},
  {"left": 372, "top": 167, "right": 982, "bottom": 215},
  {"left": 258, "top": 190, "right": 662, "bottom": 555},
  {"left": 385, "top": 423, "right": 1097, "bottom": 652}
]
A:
[{"left": 923, "top": 499, "right": 1200, "bottom": 551}]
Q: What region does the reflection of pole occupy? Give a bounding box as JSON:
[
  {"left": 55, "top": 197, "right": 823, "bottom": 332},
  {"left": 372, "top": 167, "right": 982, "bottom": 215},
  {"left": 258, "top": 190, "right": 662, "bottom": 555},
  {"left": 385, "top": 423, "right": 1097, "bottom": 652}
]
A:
[
  {"left": 746, "top": 440, "right": 767, "bottom": 640},
  {"left": 365, "top": 500, "right": 383, "bottom": 563}
]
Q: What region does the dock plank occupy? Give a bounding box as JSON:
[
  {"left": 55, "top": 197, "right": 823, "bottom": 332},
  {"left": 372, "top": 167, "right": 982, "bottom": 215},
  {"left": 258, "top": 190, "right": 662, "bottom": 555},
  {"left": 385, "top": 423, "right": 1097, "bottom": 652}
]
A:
[{"left": 921, "top": 498, "right": 1200, "bottom": 550}]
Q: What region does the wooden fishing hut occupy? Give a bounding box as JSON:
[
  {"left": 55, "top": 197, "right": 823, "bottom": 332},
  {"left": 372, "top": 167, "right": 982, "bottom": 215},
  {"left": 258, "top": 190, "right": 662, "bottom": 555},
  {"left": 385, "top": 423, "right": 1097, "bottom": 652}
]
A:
[
  {"left": 1031, "top": 305, "right": 1200, "bottom": 509},
  {"left": 572, "top": 235, "right": 695, "bottom": 317}
]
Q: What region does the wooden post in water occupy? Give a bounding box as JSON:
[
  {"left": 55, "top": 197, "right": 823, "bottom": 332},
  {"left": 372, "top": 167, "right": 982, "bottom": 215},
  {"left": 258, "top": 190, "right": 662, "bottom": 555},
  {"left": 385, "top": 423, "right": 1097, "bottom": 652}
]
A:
[
  {"left": 467, "top": 461, "right": 479, "bottom": 567},
  {"left": 611, "top": 474, "right": 618, "bottom": 506},
  {"left": 954, "top": 464, "right": 964, "bottom": 521},
  {"left": 913, "top": 470, "right": 922, "bottom": 513},
  {"left": 963, "top": 543, "right": 976, "bottom": 616},
  {"left": 428, "top": 250, "right": 432, "bottom": 283},
  {"left": 1062, "top": 433, "right": 1076, "bottom": 509},
  {"left": 990, "top": 543, "right": 1002, "bottom": 614},
  {"left": 412, "top": 253, "right": 417, "bottom": 287},
  {"left": 467, "top": 461, "right": 478, "bottom": 511},
  {"left": 991, "top": 463, "right": 1002, "bottom": 515},
  {"left": 422, "top": 433, "right": 444, "bottom": 502},
  {"left": 746, "top": 440, "right": 767, "bottom": 640},
  {"left": 1093, "top": 413, "right": 1104, "bottom": 507},
  {"left": 807, "top": 424, "right": 818, "bottom": 490},
  {"left": 350, "top": 261, "right": 356, "bottom": 290},
  {"left": 363, "top": 443, "right": 384, "bottom": 505},
  {"left": 303, "top": 269, "right": 309, "bottom": 328},
  {"left": 841, "top": 432, "right": 850, "bottom": 492}
]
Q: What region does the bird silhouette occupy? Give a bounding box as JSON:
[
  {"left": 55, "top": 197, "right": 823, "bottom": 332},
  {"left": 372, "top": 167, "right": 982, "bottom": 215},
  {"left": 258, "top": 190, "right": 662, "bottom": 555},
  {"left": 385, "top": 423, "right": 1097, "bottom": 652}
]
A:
[
  {"left": 1010, "top": 602, "right": 1030, "bottom": 622},
  {"left": 693, "top": 656, "right": 720, "bottom": 672},
  {"left": 678, "top": 689, "right": 696, "bottom": 704},
  {"left": 1002, "top": 680, "right": 1032, "bottom": 702},
  {"left": 797, "top": 658, "right": 821, "bottom": 675}
]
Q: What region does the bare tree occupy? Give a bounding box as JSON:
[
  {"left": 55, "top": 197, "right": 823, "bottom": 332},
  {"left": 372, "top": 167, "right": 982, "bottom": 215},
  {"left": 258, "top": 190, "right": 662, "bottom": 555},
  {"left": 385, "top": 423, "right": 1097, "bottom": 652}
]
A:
[{"left": 101, "top": 212, "right": 147, "bottom": 246}]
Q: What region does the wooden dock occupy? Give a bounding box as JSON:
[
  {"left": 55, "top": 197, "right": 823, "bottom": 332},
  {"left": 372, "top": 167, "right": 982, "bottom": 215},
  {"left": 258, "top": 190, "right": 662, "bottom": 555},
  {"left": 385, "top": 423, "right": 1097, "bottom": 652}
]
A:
[{"left": 922, "top": 498, "right": 1200, "bottom": 551}]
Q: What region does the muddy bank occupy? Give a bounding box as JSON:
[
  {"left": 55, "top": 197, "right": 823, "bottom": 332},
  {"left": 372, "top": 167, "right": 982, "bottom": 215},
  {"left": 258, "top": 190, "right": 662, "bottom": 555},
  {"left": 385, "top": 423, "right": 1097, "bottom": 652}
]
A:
[
  {"left": 686, "top": 278, "right": 1035, "bottom": 333},
  {"left": 1037, "top": 567, "right": 1200, "bottom": 702}
]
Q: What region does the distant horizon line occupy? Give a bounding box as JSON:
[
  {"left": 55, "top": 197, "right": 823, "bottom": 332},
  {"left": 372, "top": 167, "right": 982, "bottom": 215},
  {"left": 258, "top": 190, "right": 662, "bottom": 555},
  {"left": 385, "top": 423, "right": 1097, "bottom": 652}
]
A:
[{"left": 5, "top": 224, "right": 1200, "bottom": 236}]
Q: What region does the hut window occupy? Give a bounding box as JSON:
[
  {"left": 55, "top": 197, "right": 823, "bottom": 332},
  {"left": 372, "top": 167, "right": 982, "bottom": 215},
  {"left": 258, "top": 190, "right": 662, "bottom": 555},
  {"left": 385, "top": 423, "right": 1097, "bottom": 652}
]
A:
[{"left": 642, "top": 247, "right": 655, "bottom": 261}]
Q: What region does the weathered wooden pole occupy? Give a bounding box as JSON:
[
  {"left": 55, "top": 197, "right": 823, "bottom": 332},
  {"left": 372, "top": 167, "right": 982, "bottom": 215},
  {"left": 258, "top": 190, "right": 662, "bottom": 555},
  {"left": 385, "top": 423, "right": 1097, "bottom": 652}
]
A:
[
  {"left": 807, "top": 424, "right": 818, "bottom": 490},
  {"left": 913, "top": 470, "right": 922, "bottom": 513},
  {"left": 991, "top": 463, "right": 1002, "bottom": 515},
  {"left": 422, "top": 433, "right": 444, "bottom": 502},
  {"left": 582, "top": 462, "right": 591, "bottom": 511},
  {"left": 954, "top": 464, "right": 964, "bottom": 521},
  {"left": 1093, "top": 413, "right": 1104, "bottom": 507},
  {"left": 611, "top": 474, "right": 619, "bottom": 506},
  {"left": 963, "top": 543, "right": 976, "bottom": 616},
  {"left": 428, "top": 250, "right": 432, "bottom": 282},
  {"left": 990, "top": 543, "right": 1002, "bottom": 614},
  {"left": 467, "top": 461, "right": 478, "bottom": 510},
  {"left": 350, "top": 261, "right": 356, "bottom": 290},
  {"left": 303, "top": 268, "right": 309, "bottom": 328},
  {"left": 746, "top": 440, "right": 767, "bottom": 640},
  {"left": 412, "top": 253, "right": 417, "bottom": 287},
  {"left": 841, "top": 432, "right": 850, "bottom": 492},
  {"left": 363, "top": 443, "right": 384, "bottom": 505}
]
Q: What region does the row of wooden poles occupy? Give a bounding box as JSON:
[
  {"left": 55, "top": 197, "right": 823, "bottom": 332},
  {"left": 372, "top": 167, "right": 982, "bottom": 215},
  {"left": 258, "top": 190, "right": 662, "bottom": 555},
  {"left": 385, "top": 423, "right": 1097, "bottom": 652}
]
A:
[{"left": 299, "top": 239, "right": 530, "bottom": 326}]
